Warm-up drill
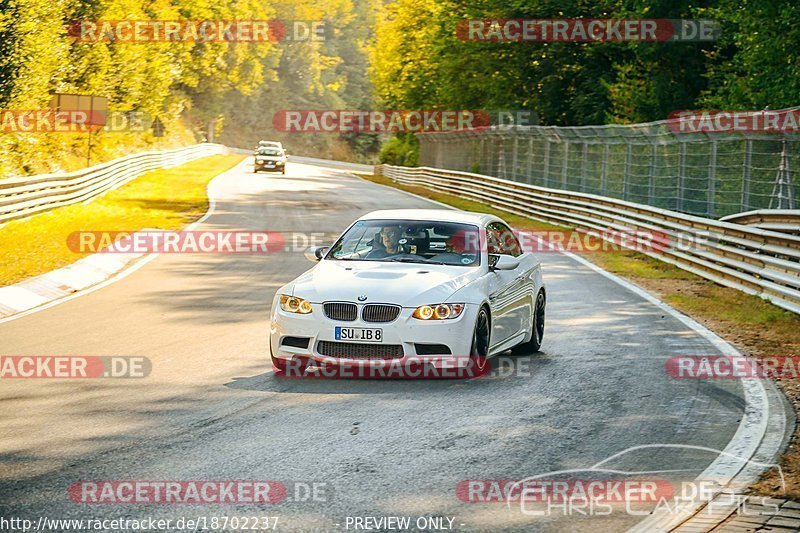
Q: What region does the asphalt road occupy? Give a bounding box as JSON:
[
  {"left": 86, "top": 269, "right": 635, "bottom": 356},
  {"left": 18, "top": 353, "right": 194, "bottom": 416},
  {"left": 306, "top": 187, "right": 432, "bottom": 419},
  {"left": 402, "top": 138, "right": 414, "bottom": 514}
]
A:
[{"left": 0, "top": 160, "right": 748, "bottom": 532}]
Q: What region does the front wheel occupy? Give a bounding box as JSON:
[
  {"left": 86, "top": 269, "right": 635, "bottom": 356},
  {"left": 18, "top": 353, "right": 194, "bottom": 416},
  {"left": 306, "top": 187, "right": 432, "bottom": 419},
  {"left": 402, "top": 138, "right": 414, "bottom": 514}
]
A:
[
  {"left": 469, "top": 307, "right": 491, "bottom": 376},
  {"left": 513, "top": 290, "right": 545, "bottom": 354},
  {"left": 470, "top": 307, "right": 490, "bottom": 357}
]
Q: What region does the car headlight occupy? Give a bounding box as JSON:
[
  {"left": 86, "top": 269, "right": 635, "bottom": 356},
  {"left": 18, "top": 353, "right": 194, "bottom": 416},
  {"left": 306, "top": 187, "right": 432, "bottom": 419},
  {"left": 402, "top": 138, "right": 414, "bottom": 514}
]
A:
[
  {"left": 280, "top": 295, "right": 313, "bottom": 314},
  {"left": 412, "top": 303, "right": 465, "bottom": 320},
  {"left": 256, "top": 158, "right": 264, "bottom": 163}
]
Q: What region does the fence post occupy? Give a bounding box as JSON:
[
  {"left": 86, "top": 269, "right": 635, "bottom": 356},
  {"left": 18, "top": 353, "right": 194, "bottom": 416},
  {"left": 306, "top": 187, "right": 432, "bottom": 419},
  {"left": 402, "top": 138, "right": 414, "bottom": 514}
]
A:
[
  {"left": 580, "top": 143, "right": 588, "bottom": 192},
  {"left": 678, "top": 142, "right": 686, "bottom": 212},
  {"left": 648, "top": 143, "right": 657, "bottom": 206},
  {"left": 742, "top": 139, "right": 752, "bottom": 212},
  {"left": 623, "top": 143, "right": 631, "bottom": 200},
  {"left": 708, "top": 141, "right": 717, "bottom": 217},
  {"left": 770, "top": 139, "right": 796, "bottom": 209},
  {"left": 543, "top": 140, "right": 551, "bottom": 188},
  {"left": 526, "top": 136, "right": 534, "bottom": 184},
  {"left": 601, "top": 144, "right": 609, "bottom": 196},
  {"left": 497, "top": 136, "right": 506, "bottom": 179},
  {"left": 561, "top": 141, "right": 569, "bottom": 189},
  {"left": 512, "top": 135, "right": 519, "bottom": 181}
]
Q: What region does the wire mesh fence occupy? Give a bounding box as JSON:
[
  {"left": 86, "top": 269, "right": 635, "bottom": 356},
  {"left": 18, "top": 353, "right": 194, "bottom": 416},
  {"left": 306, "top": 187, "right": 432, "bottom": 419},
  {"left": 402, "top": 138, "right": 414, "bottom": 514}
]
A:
[{"left": 417, "top": 117, "right": 799, "bottom": 218}]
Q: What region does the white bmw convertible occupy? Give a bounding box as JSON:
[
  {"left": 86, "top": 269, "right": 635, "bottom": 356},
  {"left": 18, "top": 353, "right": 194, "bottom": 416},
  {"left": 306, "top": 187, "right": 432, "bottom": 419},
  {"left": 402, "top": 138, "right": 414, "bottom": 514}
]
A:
[{"left": 269, "top": 209, "right": 545, "bottom": 376}]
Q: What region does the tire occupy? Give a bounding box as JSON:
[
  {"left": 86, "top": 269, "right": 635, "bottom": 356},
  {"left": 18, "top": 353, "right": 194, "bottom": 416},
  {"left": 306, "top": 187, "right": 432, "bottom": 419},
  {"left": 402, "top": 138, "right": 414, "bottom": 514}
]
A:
[
  {"left": 469, "top": 307, "right": 492, "bottom": 376},
  {"left": 281, "top": 169, "right": 285, "bottom": 175},
  {"left": 470, "top": 307, "right": 490, "bottom": 357},
  {"left": 513, "top": 290, "right": 545, "bottom": 354}
]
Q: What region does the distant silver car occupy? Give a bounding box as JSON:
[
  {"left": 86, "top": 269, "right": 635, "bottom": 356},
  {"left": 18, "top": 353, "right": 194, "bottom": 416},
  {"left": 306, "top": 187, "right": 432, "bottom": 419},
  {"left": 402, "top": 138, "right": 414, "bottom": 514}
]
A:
[{"left": 254, "top": 147, "right": 286, "bottom": 174}]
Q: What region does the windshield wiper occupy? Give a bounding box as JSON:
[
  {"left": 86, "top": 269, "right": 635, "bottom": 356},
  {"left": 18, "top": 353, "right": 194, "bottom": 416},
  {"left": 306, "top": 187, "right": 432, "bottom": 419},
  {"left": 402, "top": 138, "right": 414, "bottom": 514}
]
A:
[{"left": 387, "top": 257, "right": 446, "bottom": 265}]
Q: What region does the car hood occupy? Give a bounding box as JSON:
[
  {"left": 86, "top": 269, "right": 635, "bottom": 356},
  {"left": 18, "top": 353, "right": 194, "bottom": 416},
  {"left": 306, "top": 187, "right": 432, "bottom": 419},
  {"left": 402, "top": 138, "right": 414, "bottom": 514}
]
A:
[{"left": 288, "top": 260, "right": 483, "bottom": 307}]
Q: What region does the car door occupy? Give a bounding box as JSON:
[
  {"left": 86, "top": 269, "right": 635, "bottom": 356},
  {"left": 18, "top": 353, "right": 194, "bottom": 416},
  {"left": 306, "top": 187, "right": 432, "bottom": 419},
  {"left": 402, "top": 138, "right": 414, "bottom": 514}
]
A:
[{"left": 485, "top": 222, "right": 533, "bottom": 349}]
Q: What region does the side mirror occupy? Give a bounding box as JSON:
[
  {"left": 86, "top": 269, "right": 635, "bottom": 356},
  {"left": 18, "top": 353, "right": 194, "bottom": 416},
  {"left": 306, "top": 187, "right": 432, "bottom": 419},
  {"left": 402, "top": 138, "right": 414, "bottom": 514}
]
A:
[
  {"left": 304, "top": 245, "right": 329, "bottom": 262},
  {"left": 490, "top": 254, "right": 520, "bottom": 271}
]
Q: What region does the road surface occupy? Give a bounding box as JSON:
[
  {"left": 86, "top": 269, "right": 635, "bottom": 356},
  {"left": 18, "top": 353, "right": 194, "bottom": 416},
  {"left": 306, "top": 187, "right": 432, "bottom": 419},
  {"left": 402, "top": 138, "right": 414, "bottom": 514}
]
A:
[{"left": 0, "top": 160, "right": 753, "bottom": 531}]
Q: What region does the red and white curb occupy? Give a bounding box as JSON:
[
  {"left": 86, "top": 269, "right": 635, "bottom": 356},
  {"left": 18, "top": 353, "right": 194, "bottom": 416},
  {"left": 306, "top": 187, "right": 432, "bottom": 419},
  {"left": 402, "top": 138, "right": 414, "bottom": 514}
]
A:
[{"left": 0, "top": 250, "right": 146, "bottom": 319}]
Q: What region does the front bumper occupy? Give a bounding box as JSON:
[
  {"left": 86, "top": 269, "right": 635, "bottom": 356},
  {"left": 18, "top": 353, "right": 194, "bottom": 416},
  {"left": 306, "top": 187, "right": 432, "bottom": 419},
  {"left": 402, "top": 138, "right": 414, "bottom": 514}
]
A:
[
  {"left": 255, "top": 160, "right": 285, "bottom": 171},
  {"left": 269, "top": 302, "right": 479, "bottom": 374}
]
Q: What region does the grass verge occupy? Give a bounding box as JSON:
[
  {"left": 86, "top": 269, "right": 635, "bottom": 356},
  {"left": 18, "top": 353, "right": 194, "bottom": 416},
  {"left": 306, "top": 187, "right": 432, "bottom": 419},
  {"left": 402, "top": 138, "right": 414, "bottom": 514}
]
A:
[
  {"left": 359, "top": 171, "right": 800, "bottom": 499},
  {"left": 0, "top": 154, "right": 245, "bottom": 286}
]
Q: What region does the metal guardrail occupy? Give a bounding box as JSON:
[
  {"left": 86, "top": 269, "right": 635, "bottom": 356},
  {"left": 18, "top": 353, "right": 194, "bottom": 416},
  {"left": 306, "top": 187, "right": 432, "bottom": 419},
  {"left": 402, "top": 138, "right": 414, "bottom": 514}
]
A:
[
  {"left": 721, "top": 209, "right": 800, "bottom": 235},
  {"left": 0, "top": 143, "right": 228, "bottom": 223},
  {"left": 377, "top": 164, "right": 800, "bottom": 314}
]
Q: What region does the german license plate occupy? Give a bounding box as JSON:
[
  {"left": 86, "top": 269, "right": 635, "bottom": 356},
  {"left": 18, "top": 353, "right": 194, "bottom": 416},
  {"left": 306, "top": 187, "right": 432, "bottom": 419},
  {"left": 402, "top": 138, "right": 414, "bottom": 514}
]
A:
[{"left": 335, "top": 327, "right": 382, "bottom": 342}]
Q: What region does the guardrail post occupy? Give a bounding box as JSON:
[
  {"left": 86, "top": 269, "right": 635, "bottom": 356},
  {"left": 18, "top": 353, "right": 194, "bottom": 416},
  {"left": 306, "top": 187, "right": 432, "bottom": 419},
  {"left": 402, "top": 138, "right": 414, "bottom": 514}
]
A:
[
  {"left": 742, "top": 139, "right": 752, "bottom": 212},
  {"left": 561, "top": 142, "right": 569, "bottom": 189},
  {"left": 708, "top": 141, "right": 717, "bottom": 217}
]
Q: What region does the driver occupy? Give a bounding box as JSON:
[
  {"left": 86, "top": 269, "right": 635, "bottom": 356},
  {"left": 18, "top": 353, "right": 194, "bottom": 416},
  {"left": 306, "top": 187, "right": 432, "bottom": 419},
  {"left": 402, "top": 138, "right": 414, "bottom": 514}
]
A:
[{"left": 367, "top": 226, "right": 403, "bottom": 258}]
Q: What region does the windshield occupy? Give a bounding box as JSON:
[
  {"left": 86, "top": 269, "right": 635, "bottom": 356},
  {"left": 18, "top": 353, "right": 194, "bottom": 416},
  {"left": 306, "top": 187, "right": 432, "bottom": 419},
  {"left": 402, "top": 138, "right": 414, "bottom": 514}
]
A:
[
  {"left": 257, "top": 148, "right": 282, "bottom": 156},
  {"left": 326, "top": 219, "right": 481, "bottom": 266}
]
